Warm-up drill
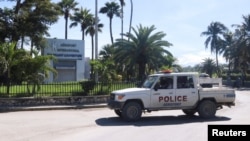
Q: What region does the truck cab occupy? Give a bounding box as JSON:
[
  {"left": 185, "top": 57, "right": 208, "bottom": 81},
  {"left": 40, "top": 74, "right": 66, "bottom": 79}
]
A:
[{"left": 144, "top": 72, "right": 199, "bottom": 109}]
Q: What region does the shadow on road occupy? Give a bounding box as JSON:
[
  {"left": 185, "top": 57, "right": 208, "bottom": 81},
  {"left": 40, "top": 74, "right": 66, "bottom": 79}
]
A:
[{"left": 95, "top": 115, "right": 231, "bottom": 127}]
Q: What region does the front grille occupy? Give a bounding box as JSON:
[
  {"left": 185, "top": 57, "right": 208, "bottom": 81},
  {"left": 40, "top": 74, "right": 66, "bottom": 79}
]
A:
[{"left": 110, "top": 93, "right": 115, "bottom": 100}]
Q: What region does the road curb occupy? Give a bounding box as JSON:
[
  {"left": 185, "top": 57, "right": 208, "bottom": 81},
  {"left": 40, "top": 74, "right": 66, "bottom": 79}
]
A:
[{"left": 0, "top": 103, "right": 108, "bottom": 112}]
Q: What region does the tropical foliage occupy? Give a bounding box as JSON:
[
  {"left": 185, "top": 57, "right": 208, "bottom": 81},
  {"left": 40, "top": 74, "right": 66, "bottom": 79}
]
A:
[
  {"left": 232, "top": 15, "right": 250, "bottom": 74},
  {"left": 86, "top": 18, "right": 104, "bottom": 80},
  {"left": 200, "top": 15, "right": 250, "bottom": 81},
  {"left": 1, "top": 0, "right": 250, "bottom": 89},
  {"left": 0, "top": 42, "right": 56, "bottom": 94},
  {"left": 86, "top": 18, "right": 104, "bottom": 60},
  {"left": 70, "top": 7, "right": 93, "bottom": 40},
  {"left": 114, "top": 24, "right": 173, "bottom": 80},
  {"left": 57, "top": 0, "right": 79, "bottom": 39},
  {"left": 198, "top": 58, "right": 217, "bottom": 77},
  {"left": 0, "top": 42, "right": 28, "bottom": 90},
  {"left": 99, "top": 1, "right": 121, "bottom": 45},
  {"left": 0, "top": 0, "right": 60, "bottom": 50},
  {"left": 201, "top": 22, "right": 228, "bottom": 76}
]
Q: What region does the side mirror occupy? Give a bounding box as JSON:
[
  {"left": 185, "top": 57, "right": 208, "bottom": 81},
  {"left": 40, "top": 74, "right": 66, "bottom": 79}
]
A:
[{"left": 154, "top": 83, "right": 159, "bottom": 91}]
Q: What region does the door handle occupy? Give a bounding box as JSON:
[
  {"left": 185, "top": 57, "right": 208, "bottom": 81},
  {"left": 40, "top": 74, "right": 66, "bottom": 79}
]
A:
[
  {"left": 192, "top": 92, "right": 196, "bottom": 94},
  {"left": 169, "top": 92, "right": 173, "bottom": 94},
  {"left": 153, "top": 93, "right": 160, "bottom": 95}
]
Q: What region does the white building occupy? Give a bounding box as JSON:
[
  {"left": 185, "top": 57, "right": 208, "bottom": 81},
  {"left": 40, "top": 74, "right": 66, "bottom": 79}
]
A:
[{"left": 42, "top": 38, "right": 85, "bottom": 83}]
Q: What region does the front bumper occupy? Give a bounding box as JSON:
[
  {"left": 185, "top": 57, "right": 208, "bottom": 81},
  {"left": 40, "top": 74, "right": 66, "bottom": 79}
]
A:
[{"left": 107, "top": 100, "right": 125, "bottom": 109}]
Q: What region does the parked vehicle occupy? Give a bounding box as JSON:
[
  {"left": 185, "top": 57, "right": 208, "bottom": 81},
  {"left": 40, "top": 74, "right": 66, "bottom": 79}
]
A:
[
  {"left": 108, "top": 71, "right": 235, "bottom": 121},
  {"left": 199, "top": 73, "right": 216, "bottom": 88}
]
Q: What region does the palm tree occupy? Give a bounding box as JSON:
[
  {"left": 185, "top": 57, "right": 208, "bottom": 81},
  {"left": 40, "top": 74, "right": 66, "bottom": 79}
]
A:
[
  {"left": 99, "top": 1, "right": 121, "bottom": 45},
  {"left": 86, "top": 18, "right": 104, "bottom": 61},
  {"left": 199, "top": 58, "right": 217, "bottom": 77},
  {"left": 99, "top": 44, "right": 115, "bottom": 60},
  {"left": 116, "top": 0, "right": 133, "bottom": 41},
  {"left": 114, "top": 24, "right": 173, "bottom": 80},
  {"left": 201, "top": 22, "right": 228, "bottom": 77},
  {"left": 70, "top": 7, "right": 94, "bottom": 41},
  {"left": 233, "top": 15, "right": 250, "bottom": 71},
  {"left": 0, "top": 42, "right": 28, "bottom": 94},
  {"left": 16, "top": 52, "right": 57, "bottom": 95},
  {"left": 162, "top": 56, "right": 182, "bottom": 72},
  {"left": 57, "top": 0, "right": 79, "bottom": 39},
  {"left": 98, "top": 44, "right": 117, "bottom": 82},
  {"left": 230, "top": 15, "right": 250, "bottom": 84},
  {"left": 221, "top": 32, "right": 236, "bottom": 74},
  {"left": 85, "top": 17, "right": 103, "bottom": 80},
  {"left": 0, "top": 0, "right": 60, "bottom": 48}
]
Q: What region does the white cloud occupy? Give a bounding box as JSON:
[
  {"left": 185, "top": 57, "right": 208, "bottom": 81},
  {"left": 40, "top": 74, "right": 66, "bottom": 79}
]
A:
[{"left": 177, "top": 51, "right": 226, "bottom": 67}]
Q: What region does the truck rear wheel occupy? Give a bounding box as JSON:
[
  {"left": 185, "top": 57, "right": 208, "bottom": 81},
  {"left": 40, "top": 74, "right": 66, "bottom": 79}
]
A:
[
  {"left": 198, "top": 100, "right": 216, "bottom": 118},
  {"left": 182, "top": 109, "right": 196, "bottom": 116},
  {"left": 122, "top": 102, "right": 142, "bottom": 121}
]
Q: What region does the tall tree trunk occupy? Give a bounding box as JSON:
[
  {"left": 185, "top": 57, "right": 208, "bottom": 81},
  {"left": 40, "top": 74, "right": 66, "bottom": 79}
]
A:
[
  {"left": 138, "top": 63, "right": 146, "bottom": 80},
  {"left": 6, "top": 68, "right": 11, "bottom": 95},
  {"left": 65, "top": 17, "right": 68, "bottom": 39},
  {"left": 95, "top": 0, "right": 99, "bottom": 82},
  {"left": 121, "top": 4, "right": 123, "bottom": 40},
  {"left": 128, "top": 0, "right": 133, "bottom": 41},
  {"left": 21, "top": 36, "right": 24, "bottom": 49},
  {"left": 215, "top": 51, "right": 220, "bottom": 77},
  {"left": 109, "top": 18, "right": 114, "bottom": 44},
  {"left": 30, "top": 40, "right": 34, "bottom": 56},
  {"left": 14, "top": 0, "right": 21, "bottom": 14},
  {"left": 91, "top": 35, "right": 94, "bottom": 80},
  {"left": 82, "top": 30, "right": 85, "bottom": 40},
  {"left": 12, "top": 0, "right": 22, "bottom": 45}
]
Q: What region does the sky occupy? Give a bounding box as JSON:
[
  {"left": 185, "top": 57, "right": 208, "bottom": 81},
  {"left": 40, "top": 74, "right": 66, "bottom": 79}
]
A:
[{"left": 1, "top": 0, "right": 250, "bottom": 67}]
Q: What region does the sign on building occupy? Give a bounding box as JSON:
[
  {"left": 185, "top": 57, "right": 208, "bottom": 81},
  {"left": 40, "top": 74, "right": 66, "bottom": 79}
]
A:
[{"left": 43, "top": 38, "right": 85, "bottom": 83}]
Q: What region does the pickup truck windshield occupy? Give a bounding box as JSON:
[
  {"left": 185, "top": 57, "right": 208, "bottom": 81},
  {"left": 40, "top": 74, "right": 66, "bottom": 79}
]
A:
[{"left": 142, "top": 76, "right": 158, "bottom": 88}]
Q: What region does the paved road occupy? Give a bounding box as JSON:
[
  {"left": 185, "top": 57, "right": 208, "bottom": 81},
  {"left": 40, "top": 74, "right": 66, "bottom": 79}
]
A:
[{"left": 0, "top": 89, "right": 249, "bottom": 141}]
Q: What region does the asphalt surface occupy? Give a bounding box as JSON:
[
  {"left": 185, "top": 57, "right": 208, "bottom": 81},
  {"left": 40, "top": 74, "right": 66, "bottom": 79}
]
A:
[
  {"left": 0, "top": 89, "right": 249, "bottom": 141},
  {"left": 0, "top": 103, "right": 108, "bottom": 112}
]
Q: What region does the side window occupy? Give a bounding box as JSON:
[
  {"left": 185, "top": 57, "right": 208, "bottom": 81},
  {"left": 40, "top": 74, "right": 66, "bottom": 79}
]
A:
[
  {"left": 187, "top": 76, "right": 194, "bottom": 88},
  {"left": 177, "top": 76, "right": 194, "bottom": 89},
  {"left": 158, "top": 76, "right": 173, "bottom": 89}
]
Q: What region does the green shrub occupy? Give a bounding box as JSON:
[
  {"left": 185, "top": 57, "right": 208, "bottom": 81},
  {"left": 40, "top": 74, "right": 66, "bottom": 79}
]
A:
[
  {"left": 79, "top": 81, "right": 96, "bottom": 95},
  {"left": 222, "top": 73, "right": 250, "bottom": 81}
]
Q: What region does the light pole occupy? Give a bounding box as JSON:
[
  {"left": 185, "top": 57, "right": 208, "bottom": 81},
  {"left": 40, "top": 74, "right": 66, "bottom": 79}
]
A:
[{"left": 95, "top": 0, "right": 98, "bottom": 82}]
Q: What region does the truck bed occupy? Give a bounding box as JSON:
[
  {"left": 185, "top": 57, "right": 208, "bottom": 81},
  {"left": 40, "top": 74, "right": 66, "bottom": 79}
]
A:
[{"left": 199, "top": 87, "right": 235, "bottom": 105}]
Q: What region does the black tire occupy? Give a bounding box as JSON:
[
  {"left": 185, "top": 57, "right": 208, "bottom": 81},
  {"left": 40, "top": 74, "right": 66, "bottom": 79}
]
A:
[
  {"left": 182, "top": 109, "right": 196, "bottom": 116},
  {"left": 114, "top": 109, "right": 122, "bottom": 117},
  {"left": 198, "top": 100, "right": 216, "bottom": 118},
  {"left": 121, "top": 102, "right": 142, "bottom": 121}
]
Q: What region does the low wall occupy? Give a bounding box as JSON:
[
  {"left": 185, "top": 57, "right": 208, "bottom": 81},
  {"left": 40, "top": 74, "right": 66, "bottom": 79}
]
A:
[{"left": 0, "top": 95, "right": 109, "bottom": 107}]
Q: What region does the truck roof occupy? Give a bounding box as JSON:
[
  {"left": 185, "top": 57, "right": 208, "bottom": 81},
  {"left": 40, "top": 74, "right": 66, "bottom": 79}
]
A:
[{"left": 149, "top": 72, "right": 199, "bottom": 76}]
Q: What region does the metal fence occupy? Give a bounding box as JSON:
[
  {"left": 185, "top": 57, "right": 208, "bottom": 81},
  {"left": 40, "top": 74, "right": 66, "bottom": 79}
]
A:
[
  {"left": 0, "top": 81, "right": 140, "bottom": 98},
  {"left": 1, "top": 79, "right": 249, "bottom": 98}
]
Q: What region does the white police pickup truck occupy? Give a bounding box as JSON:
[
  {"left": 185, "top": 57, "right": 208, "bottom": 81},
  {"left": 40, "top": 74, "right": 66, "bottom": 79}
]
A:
[{"left": 108, "top": 72, "right": 235, "bottom": 121}]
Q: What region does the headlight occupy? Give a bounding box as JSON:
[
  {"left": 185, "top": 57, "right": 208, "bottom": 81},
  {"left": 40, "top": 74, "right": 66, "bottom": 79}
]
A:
[{"left": 116, "top": 94, "right": 125, "bottom": 100}]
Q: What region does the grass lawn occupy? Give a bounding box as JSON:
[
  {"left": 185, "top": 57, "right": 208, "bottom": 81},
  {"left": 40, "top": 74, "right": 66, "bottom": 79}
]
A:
[{"left": 0, "top": 81, "right": 137, "bottom": 98}]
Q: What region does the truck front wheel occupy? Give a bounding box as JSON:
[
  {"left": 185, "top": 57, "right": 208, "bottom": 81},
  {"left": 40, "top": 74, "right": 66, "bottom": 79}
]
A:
[
  {"left": 198, "top": 100, "right": 216, "bottom": 118},
  {"left": 114, "top": 109, "right": 122, "bottom": 117},
  {"left": 122, "top": 102, "right": 142, "bottom": 121},
  {"left": 182, "top": 109, "right": 196, "bottom": 116}
]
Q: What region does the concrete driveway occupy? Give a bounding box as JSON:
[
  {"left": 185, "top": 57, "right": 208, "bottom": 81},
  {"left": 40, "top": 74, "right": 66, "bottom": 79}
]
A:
[{"left": 0, "top": 89, "right": 249, "bottom": 141}]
